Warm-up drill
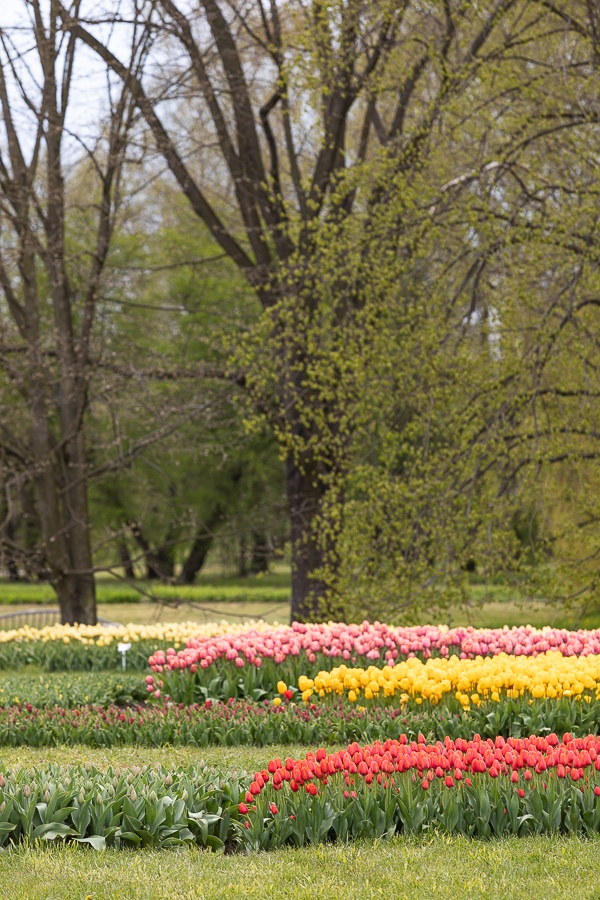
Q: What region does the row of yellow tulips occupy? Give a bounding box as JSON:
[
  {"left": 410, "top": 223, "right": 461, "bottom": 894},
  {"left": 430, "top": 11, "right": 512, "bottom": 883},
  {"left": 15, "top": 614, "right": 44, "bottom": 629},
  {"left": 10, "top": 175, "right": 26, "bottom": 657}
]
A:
[
  {"left": 0, "top": 619, "right": 275, "bottom": 647},
  {"left": 297, "top": 651, "right": 600, "bottom": 707}
]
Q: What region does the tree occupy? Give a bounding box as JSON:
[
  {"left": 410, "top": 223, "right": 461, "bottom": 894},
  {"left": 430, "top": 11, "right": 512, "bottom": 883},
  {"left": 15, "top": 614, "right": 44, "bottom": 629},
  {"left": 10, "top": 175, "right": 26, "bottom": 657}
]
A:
[
  {"left": 67, "top": 0, "right": 574, "bottom": 621},
  {"left": 84, "top": 180, "right": 288, "bottom": 584},
  {"left": 0, "top": 1, "right": 143, "bottom": 622}
]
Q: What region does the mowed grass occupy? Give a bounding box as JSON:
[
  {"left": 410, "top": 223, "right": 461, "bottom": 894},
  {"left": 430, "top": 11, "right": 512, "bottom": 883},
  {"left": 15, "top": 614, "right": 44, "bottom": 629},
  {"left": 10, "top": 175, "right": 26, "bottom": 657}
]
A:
[
  {"left": 0, "top": 573, "right": 292, "bottom": 607},
  {"left": 1, "top": 835, "right": 600, "bottom": 899},
  {"left": 1, "top": 573, "right": 598, "bottom": 628},
  {"left": 0, "top": 599, "right": 289, "bottom": 627},
  {"left": 2, "top": 563, "right": 600, "bottom": 628},
  {"left": 0, "top": 744, "right": 313, "bottom": 773}
]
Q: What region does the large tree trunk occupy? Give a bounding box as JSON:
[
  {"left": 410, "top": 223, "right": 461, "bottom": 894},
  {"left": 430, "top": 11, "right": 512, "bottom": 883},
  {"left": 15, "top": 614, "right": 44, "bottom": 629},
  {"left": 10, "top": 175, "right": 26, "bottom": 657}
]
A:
[
  {"left": 54, "top": 570, "right": 96, "bottom": 625},
  {"left": 286, "top": 456, "right": 331, "bottom": 622},
  {"left": 31, "top": 382, "right": 97, "bottom": 625},
  {"left": 60, "top": 432, "right": 97, "bottom": 624}
]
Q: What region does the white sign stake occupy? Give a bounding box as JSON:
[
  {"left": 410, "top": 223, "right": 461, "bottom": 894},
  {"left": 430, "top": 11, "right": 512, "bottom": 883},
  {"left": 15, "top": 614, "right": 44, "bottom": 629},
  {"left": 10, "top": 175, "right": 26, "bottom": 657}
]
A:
[{"left": 117, "top": 642, "right": 132, "bottom": 671}]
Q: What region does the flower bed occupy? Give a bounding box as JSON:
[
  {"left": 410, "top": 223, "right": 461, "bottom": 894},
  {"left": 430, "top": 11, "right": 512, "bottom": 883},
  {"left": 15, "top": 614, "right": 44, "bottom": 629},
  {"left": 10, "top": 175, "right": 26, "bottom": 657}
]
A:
[
  {"left": 0, "top": 672, "right": 147, "bottom": 709},
  {"left": 296, "top": 652, "right": 600, "bottom": 706},
  {"left": 0, "top": 762, "right": 242, "bottom": 850},
  {"left": 239, "top": 733, "right": 600, "bottom": 849},
  {"left": 0, "top": 619, "right": 273, "bottom": 671},
  {"left": 3, "top": 696, "right": 600, "bottom": 748},
  {"left": 3, "top": 734, "right": 600, "bottom": 851},
  {"left": 150, "top": 621, "right": 600, "bottom": 702}
]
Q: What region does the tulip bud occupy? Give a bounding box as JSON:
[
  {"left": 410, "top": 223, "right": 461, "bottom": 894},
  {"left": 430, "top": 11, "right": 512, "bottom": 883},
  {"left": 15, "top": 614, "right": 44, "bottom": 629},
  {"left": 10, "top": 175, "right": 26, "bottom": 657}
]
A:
[
  {"left": 23, "top": 785, "right": 31, "bottom": 798},
  {"left": 148, "top": 790, "right": 158, "bottom": 804},
  {"left": 96, "top": 793, "right": 103, "bottom": 806},
  {"left": 182, "top": 790, "right": 188, "bottom": 802},
  {"left": 164, "top": 774, "right": 173, "bottom": 786},
  {"left": 129, "top": 788, "right": 137, "bottom": 802},
  {"left": 0, "top": 774, "right": 5, "bottom": 788}
]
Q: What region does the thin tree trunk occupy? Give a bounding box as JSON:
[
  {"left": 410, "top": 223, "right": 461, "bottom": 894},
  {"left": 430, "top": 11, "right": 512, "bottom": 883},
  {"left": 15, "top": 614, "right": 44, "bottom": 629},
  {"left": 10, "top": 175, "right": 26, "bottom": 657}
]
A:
[
  {"left": 237, "top": 533, "right": 248, "bottom": 577},
  {"left": 250, "top": 531, "right": 269, "bottom": 574},
  {"left": 177, "top": 507, "right": 223, "bottom": 584},
  {"left": 3, "top": 514, "right": 21, "bottom": 581},
  {"left": 118, "top": 540, "right": 135, "bottom": 579},
  {"left": 129, "top": 521, "right": 175, "bottom": 581}
]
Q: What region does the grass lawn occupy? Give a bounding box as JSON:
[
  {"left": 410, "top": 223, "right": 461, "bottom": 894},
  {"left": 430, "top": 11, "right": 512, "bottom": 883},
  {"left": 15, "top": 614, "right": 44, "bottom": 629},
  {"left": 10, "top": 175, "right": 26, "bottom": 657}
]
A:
[
  {"left": 1, "top": 835, "right": 600, "bottom": 899},
  {"left": 2, "top": 746, "right": 600, "bottom": 900},
  {"left": 1, "top": 572, "right": 598, "bottom": 628},
  {"left": 0, "top": 573, "right": 292, "bottom": 607},
  {"left": 0, "top": 593, "right": 593, "bottom": 629},
  {"left": 0, "top": 744, "right": 314, "bottom": 773}
]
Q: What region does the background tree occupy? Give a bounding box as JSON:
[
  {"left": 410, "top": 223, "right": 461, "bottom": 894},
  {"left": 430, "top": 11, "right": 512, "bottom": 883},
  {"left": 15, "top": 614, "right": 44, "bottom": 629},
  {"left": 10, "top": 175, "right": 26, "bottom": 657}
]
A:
[
  {"left": 0, "top": 1, "right": 151, "bottom": 622},
  {"left": 84, "top": 180, "right": 288, "bottom": 584}
]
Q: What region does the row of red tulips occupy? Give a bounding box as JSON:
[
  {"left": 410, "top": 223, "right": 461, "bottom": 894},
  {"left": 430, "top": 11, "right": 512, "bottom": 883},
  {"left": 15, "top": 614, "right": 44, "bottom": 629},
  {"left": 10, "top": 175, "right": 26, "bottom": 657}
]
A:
[
  {"left": 238, "top": 733, "right": 600, "bottom": 848},
  {"left": 246, "top": 732, "right": 600, "bottom": 801}
]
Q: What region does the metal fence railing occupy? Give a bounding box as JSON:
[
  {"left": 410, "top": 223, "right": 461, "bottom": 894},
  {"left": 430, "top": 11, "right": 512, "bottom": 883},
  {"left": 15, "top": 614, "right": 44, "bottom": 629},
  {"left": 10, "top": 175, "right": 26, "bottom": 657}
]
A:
[{"left": 0, "top": 608, "right": 120, "bottom": 630}]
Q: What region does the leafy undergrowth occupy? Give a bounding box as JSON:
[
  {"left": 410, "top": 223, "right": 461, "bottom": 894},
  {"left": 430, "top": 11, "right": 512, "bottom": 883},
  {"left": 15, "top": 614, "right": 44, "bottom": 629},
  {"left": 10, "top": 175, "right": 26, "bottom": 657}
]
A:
[
  {"left": 0, "top": 672, "right": 146, "bottom": 708},
  {"left": 2, "top": 696, "right": 600, "bottom": 748}
]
